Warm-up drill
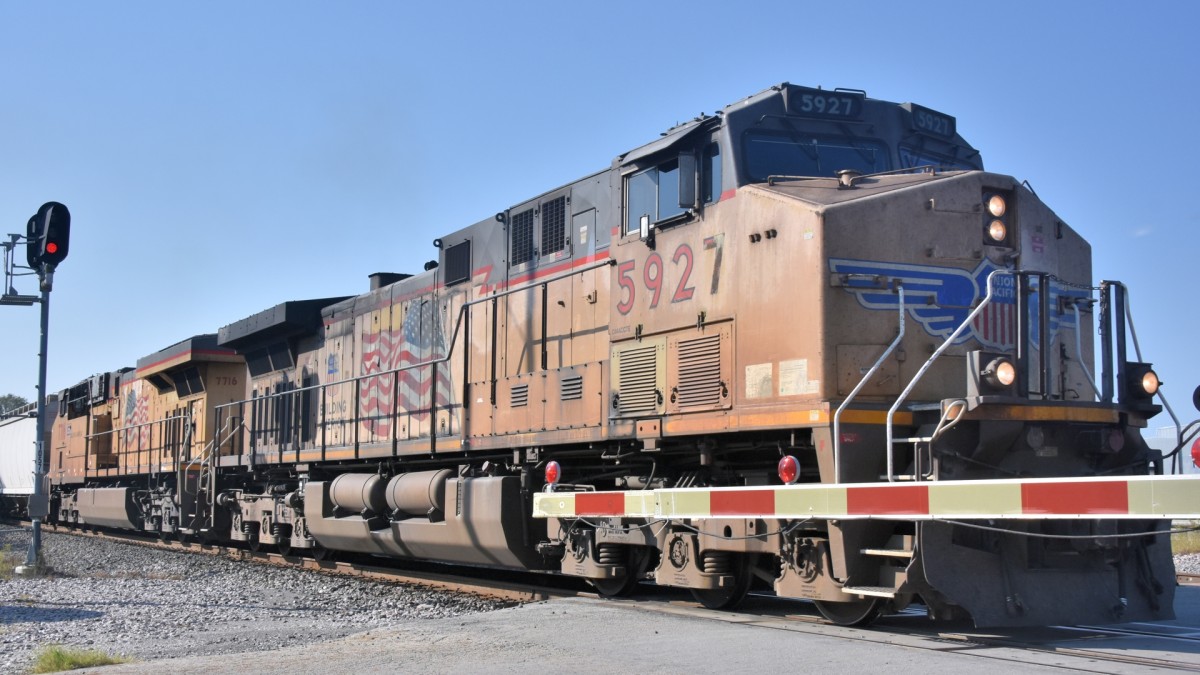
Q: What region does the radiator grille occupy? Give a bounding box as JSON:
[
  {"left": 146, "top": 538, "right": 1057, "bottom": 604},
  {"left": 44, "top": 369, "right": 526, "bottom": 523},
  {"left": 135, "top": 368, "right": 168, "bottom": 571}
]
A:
[
  {"left": 511, "top": 209, "right": 535, "bottom": 266},
  {"left": 444, "top": 240, "right": 471, "bottom": 286},
  {"left": 617, "top": 345, "right": 659, "bottom": 415},
  {"left": 541, "top": 196, "right": 566, "bottom": 256},
  {"left": 510, "top": 383, "right": 529, "bottom": 408},
  {"left": 560, "top": 375, "right": 583, "bottom": 401},
  {"left": 676, "top": 334, "right": 722, "bottom": 408}
]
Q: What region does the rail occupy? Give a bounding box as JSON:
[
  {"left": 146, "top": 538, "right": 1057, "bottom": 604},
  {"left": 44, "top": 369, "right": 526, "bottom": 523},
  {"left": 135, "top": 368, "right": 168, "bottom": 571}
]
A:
[{"left": 213, "top": 257, "right": 615, "bottom": 461}]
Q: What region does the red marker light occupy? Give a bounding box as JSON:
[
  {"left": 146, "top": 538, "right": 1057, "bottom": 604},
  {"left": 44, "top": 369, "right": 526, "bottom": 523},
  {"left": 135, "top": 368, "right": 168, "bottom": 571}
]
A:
[
  {"left": 46, "top": 242, "right": 58, "bottom": 254},
  {"left": 545, "top": 460, "right": 561, "bottom": 485},
  {"left": 1191, "top": 437, "right": 1200, "bottom": 470},
  {"left": 777, "top": 455, "right": 800, "bottom": 485}
]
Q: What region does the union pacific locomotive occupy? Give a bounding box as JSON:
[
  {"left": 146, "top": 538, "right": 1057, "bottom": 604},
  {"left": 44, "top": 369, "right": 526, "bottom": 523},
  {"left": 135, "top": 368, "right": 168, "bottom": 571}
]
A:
[{"left": 43, "top": 83, "right": 1189, "bottom": 627}]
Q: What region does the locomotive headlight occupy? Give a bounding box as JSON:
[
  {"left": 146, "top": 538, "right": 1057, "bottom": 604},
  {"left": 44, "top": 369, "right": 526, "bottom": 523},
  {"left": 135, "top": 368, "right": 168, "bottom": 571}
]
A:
[
  {"left": 1122, "top": 361, "right": 1161, "bottom": 410},
  {"left": 982, "top": 189, "right": 1014, "bottom": 248},
  {"left": 967, "top": 350, "right": 1018, "bottom": 397},
  {"left": 1140, "top": 370, "right": 1160, "bottom": 396},
  {"left": 987, "top": 219, "right": 1008, "bottom": 243},
  {"left": 987, "top": 194, "right": 1007, "bottom": 217},
  {"left": 985, "top": 358, "right": 1016, "bottom": 388}
]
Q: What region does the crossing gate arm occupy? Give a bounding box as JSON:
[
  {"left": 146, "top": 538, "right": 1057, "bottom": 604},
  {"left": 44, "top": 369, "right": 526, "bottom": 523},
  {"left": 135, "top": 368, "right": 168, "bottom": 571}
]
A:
[{"left": 532, "top": 475, "right": 1200, "bottom": 521}]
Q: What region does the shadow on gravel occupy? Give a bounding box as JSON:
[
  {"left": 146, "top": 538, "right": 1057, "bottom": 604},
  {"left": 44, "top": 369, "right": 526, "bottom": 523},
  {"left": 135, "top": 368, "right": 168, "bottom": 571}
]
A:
[{"left": 1, "top": 604, "right": 104, "bottom": 623}]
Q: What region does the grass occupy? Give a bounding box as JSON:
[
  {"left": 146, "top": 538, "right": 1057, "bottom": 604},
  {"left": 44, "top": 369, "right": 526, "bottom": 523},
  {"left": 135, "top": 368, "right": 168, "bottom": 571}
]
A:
[
  {"left": 0, "top": 544, "right": 20, "bottom": 580},
  {"left": 31, "top": 645, "right": 132, "bottom": 673},
  {"left": 0, "top": 542, "right": 54, "bottom": 579},
  {"left": 1174, "top": 520, "right": 1200, "bottom": 555}
]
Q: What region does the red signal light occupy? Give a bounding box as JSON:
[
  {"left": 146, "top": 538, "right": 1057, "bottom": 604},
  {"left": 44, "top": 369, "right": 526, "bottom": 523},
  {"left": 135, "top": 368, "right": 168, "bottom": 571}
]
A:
[
  {"left": 46, "top": 242, "right": 58, "bottom": 254},
  {"left": 777, "top": 455, "right": 800, "bottom": 485},
  {"left": 545, "top": 460, "right": 561, "bottom": 486},
  {"left": 1191, "top": 437, "right": 1200, "bottom": 470}
]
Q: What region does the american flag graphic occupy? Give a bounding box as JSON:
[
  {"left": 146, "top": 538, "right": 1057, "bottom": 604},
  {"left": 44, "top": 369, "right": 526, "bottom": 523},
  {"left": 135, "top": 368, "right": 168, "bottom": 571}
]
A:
[
  {"left": 122, "top": 383, "right": 150, "bottom": 451},
  {"left": 972, "top": 295, "right": 1017, "bottom": 349},
  {"left": 358, "top": 298, "right": 454, "bottom": 436}
]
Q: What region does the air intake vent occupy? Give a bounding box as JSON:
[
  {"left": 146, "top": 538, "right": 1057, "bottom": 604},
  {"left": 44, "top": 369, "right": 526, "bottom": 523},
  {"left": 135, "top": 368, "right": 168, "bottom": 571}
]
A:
[
  {"left": 444, "top": 240, "right": 471, "bottom": 287},
  {"left": 510, "top": 383, "right": 529, "bottom": 408},
  {"left": 511, "top": 209, "right": 534, "bottom": 267},
  {"left": 541, "top": 196, "right": 566, "bottom": 256},
  {"left": 618, "top": 345, "right": 659, "bottom": 416},
  {"left": 675, "top": 334, "right": 722, "bottom": 408},
  {"left": 560, "top": 375, "right": 583, "bottom": 401}
]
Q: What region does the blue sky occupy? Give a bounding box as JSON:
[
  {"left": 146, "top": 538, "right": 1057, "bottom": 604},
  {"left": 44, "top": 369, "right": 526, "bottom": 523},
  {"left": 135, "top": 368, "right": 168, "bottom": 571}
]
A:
[{"left": 2, "top": 2, "right": 1198, "bottom": 450}]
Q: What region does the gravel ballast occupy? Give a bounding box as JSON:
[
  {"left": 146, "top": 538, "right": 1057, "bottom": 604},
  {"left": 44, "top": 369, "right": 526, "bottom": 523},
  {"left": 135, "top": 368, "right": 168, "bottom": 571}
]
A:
[
  {"left": 0, "top": 528, "right": 510, "bottom": 672},
  {"left": 2, "top": 527, "right": 1198, "bottom": 673}
]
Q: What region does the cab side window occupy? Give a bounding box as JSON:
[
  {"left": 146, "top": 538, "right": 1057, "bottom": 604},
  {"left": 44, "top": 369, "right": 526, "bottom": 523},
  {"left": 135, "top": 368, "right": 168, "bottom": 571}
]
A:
[
  {"left": 702, "top": 142, "right": 721, "bottom": 204},
  {"left": 625, "top": 159, "right": 686, "bottom": 235}
]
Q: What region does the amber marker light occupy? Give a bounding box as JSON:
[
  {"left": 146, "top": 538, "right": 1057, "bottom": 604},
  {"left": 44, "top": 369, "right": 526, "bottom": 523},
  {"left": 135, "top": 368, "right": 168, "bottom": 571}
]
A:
[
  {"left": 777, "top": 455, "right": 800, "bottom": 485},
  {"left": 987, "top": 194, "right": 1007, "bottom": 217}
]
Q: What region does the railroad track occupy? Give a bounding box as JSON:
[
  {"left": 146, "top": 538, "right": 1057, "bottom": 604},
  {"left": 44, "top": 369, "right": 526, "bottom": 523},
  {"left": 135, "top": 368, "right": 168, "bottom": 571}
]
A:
[
  {"left": 40, "top": 522, "right": 578, "bottom": 603},
  {"left": 16, "top": 522, "right": 1200, "bottom": 672}
]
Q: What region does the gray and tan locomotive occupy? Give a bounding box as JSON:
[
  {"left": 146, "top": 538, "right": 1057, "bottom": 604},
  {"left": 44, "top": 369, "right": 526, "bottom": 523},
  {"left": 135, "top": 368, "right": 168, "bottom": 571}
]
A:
[{"left": 43, "top": 83, "right": 1193, "bottom": 627}]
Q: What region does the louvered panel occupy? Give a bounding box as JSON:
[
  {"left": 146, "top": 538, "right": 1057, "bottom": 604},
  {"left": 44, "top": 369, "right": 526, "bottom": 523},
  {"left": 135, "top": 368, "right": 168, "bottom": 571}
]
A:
[
  {"left": 676, "top": 334, "right": 722, "bottom": 407},
  {"left": 541, "top": 196, "right": 566, "bottom": 256},
  {"left": 618, "top": 345, "right": 659, "bottom": 415},
  {"left": 560, "top": 375, "right": 583, "bottom": 401},
  {"left": 510, "top": 384, "right": 529, "bottom": 408},
  {"left": 510, "top": 209, "right": 535, "bottom": 266}
]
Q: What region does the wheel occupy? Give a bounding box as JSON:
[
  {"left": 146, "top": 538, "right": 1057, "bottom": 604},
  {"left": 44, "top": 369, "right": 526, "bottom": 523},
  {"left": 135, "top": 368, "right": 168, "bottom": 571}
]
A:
[
  {"left": 311, "top": 544, "right": 335, "bottom": 562},
  {"left": 590, "top": 548, "right": 650, "bottom": 597},
  {"left": 248, "top": 537, "right": 262, "bottom": 553},
  {"left": 690, "top": 554, "right": 755, "bottom": 610},
  {"left": 277, "top": 538, "right": 292, "bottom": 557},
  {"left": 813, "top": 597, "right": 885, "bottom": 626}
]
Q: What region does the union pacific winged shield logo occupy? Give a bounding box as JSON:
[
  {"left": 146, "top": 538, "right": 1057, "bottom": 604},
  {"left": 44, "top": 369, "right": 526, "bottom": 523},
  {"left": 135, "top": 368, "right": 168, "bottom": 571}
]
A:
[{"left": 828, "top": 258, "right": 1090, "bottom": 350}]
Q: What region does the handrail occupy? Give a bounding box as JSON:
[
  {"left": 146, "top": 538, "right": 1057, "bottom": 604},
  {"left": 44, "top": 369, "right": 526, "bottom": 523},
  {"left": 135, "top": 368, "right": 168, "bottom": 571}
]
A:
[
  {"left": 885, "top": 269, "right": 1013, "bottom": 481},
  {"left": 0, "top": 400, "right": 38, "bottom": 418},
  {"left": 1071, "top": 301, "right": 1099, "bottom": 401},
  {"left": 213, "top": 257, "right": 616, "bottom": 458},
  {"left": 833, "top": 285, "right": 904, "bottom": 484},
  {"left": 213, "top": 258, "right": 616, "bottom": 414},
  {"left": 1115, "top": 281, "right": 1183, "bottom": 472},
  {"left": 85, "top": 413, "right": 189, "bottom": 439}
]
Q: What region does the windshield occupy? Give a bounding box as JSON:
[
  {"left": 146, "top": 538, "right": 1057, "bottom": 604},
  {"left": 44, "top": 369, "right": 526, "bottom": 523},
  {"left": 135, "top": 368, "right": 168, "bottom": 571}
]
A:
[
  {"left": 743, "top": 130, "right": 889, "bottom": 181},
  {"left": 899, "top": 146, "right": 978, "bottom": 171}
]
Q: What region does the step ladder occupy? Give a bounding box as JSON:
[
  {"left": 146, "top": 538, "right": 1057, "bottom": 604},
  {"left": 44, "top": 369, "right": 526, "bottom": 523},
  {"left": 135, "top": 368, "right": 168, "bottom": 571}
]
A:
[{"left": 842, "top": 534, "right": 914, "bottom": 599}]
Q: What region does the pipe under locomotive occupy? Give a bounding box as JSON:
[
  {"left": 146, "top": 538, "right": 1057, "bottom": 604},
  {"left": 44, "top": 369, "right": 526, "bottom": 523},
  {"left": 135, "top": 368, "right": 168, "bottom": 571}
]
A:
[{"left": 44, "top": 83, "right": 1185, "bottom": 627}]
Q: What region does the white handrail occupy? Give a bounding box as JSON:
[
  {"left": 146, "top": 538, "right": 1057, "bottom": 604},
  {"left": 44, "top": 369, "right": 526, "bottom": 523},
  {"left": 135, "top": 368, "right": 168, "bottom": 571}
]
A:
[
  {"left": 885, "top": 269, "right": 1014, "bottom": 481},
  {"left": 833, "top": 285, "right": 905, "bottom": 484}
]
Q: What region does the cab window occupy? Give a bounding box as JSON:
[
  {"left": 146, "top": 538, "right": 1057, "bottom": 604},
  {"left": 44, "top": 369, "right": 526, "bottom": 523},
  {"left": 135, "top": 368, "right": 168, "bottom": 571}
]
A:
[
  {"left": 625, "top": 159, "right": 686, "bottom": 235},
  {"left": 743, "top": 130, "right": 888, "bottom": 181},
  {"left": 702, "top": 142, "right": 721, "bottom": 204}
]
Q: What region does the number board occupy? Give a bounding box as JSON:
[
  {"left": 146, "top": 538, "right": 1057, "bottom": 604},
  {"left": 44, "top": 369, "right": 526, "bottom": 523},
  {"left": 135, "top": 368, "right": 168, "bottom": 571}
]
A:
[
  {"left": 784, "top": 85, "right": 864, "bottom": 120},
  {"left": 906, "top": 103, "right": 957, "bottom": 139}
]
